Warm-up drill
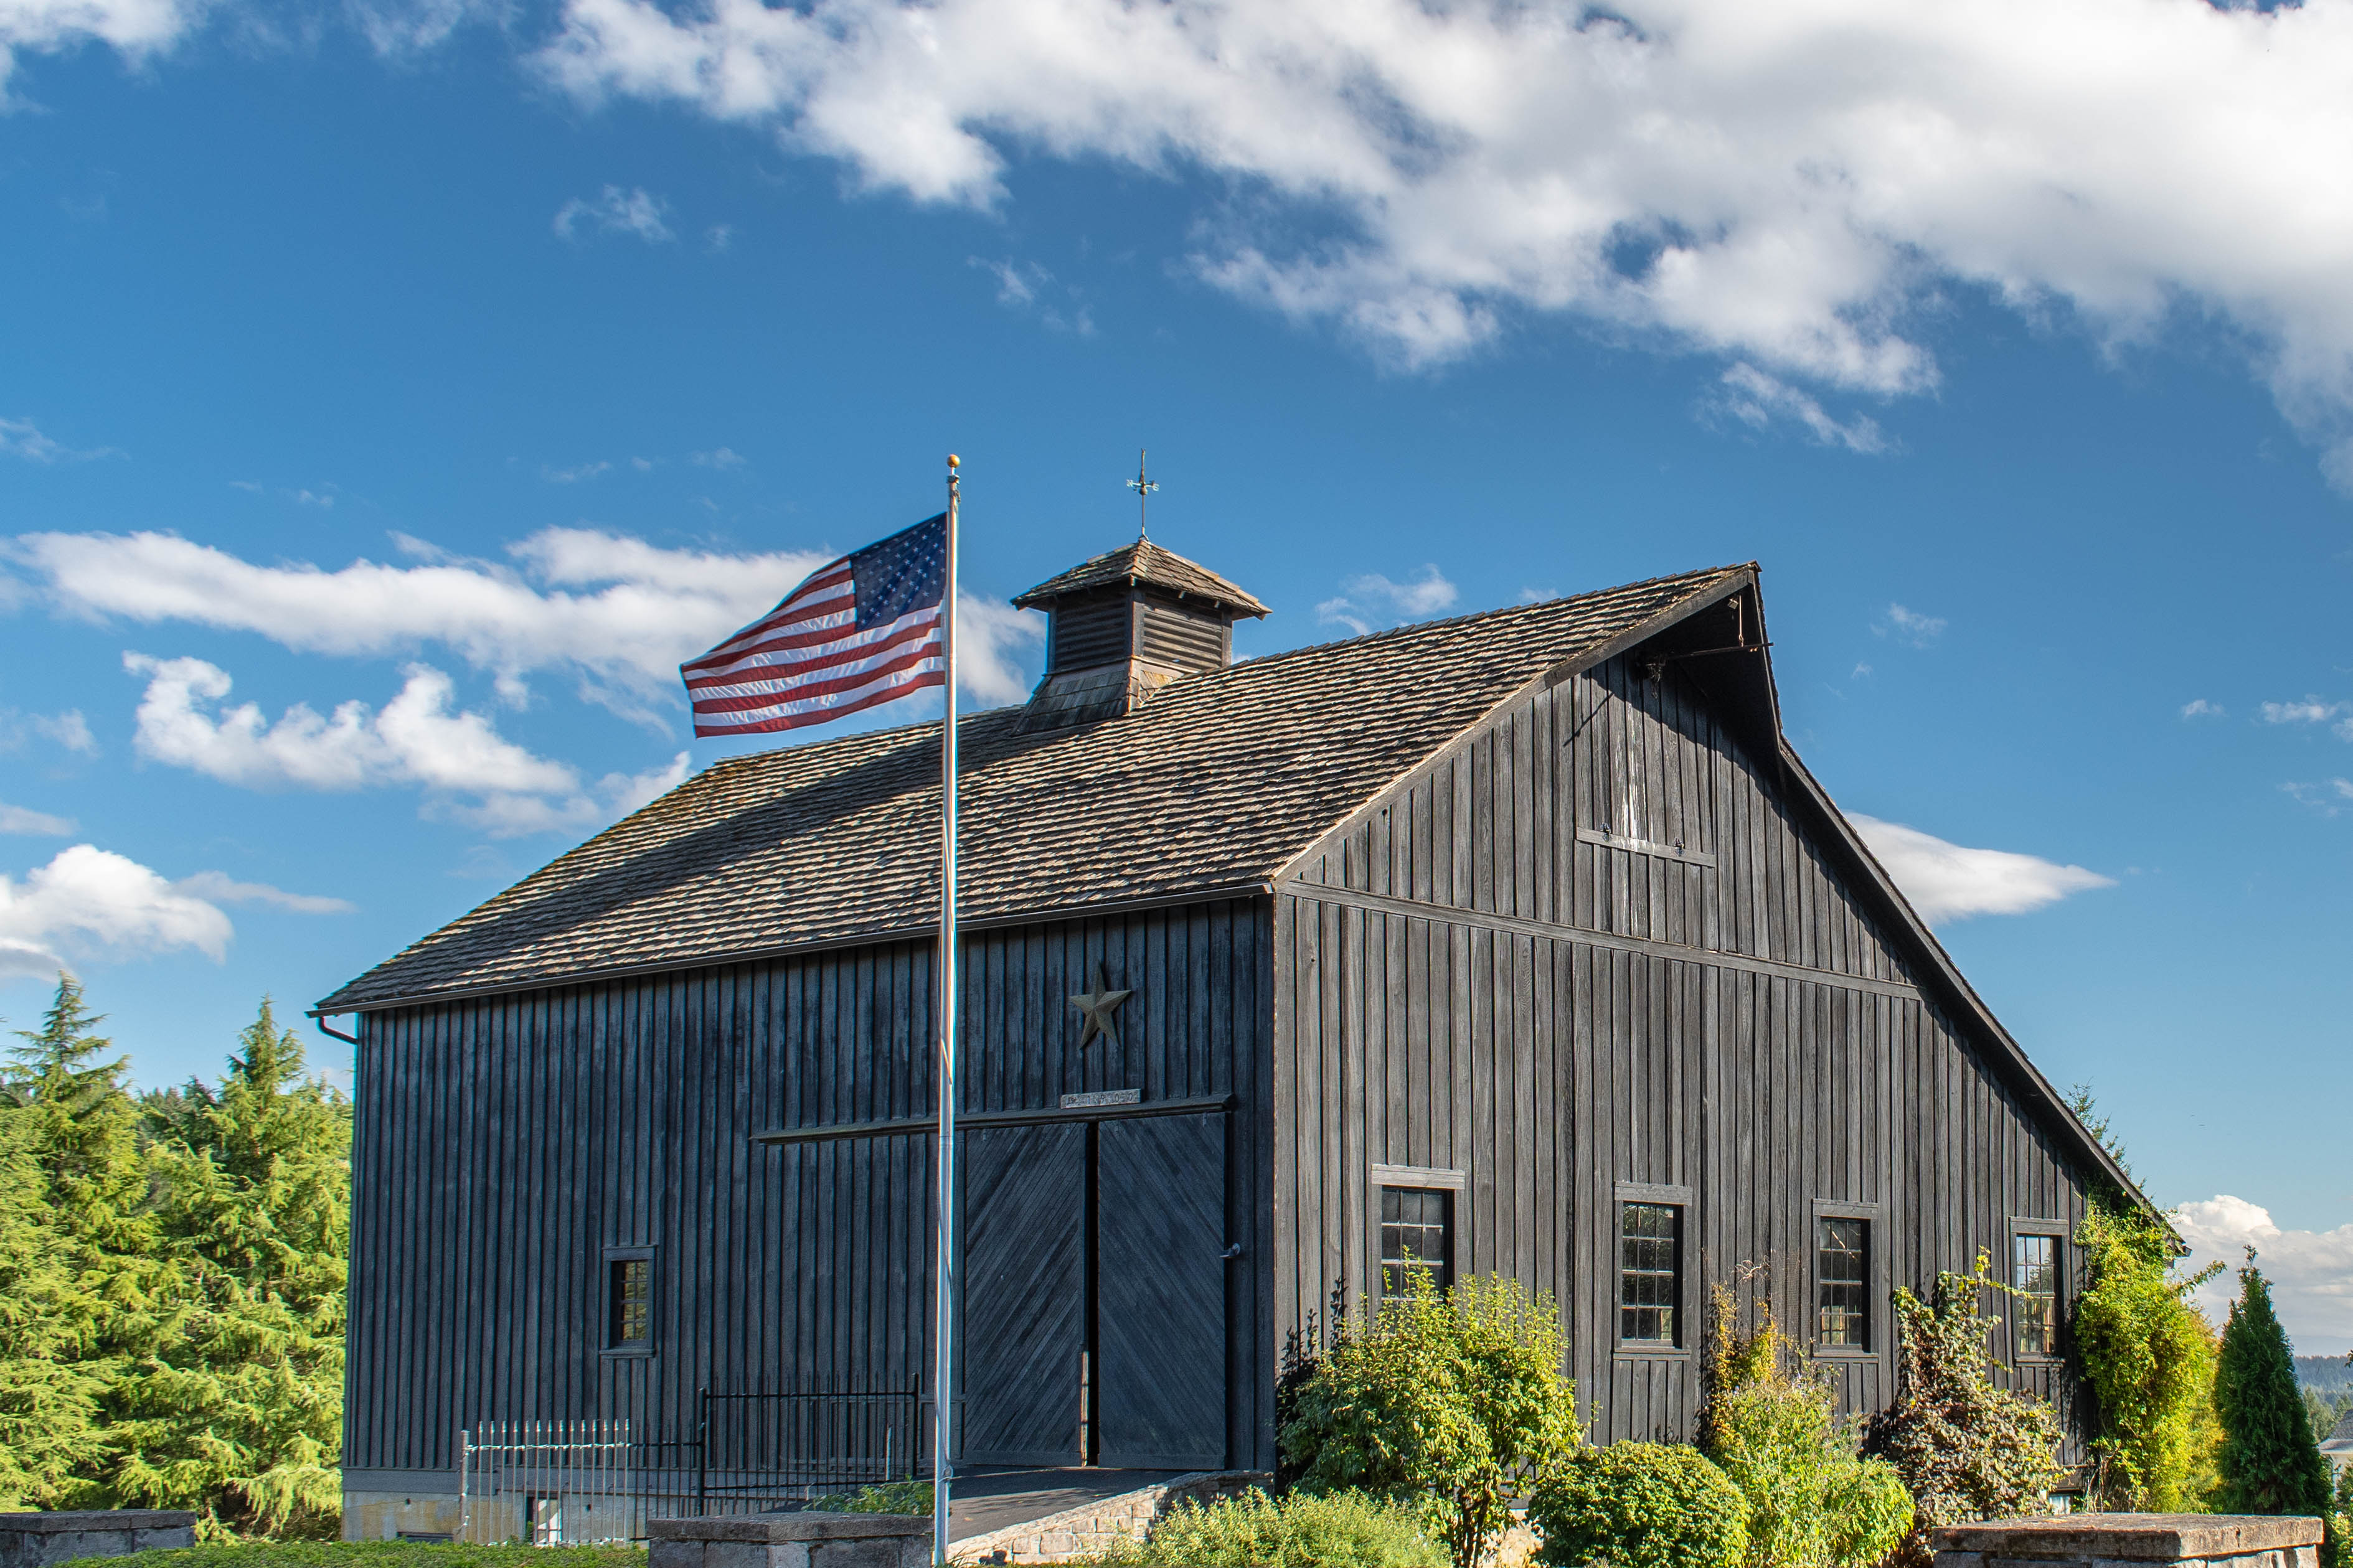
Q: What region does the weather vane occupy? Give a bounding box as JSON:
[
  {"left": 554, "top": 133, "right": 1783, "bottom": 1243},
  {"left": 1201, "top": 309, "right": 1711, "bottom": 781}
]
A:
[{"left": 1127, "top": 448, "right": 1157, "bottom": 540}]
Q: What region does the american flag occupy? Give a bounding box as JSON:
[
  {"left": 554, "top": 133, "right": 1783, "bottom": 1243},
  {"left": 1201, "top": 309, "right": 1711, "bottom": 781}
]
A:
[{"left": 682, "top": 513, "right": 948, "bottom": 737}]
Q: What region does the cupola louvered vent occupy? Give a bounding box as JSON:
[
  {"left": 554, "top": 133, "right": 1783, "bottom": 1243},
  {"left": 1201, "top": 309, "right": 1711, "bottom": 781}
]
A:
[{"left": 1012, "top": 539, "right": 1268, "bottom": 731}]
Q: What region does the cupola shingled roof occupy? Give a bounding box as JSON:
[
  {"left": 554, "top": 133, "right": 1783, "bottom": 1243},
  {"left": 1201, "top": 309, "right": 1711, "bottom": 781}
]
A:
[
  {"left": 314, "top": 563, "right": 1743, "bottom": 1012},
  {"left": 1012, "top": 538, "right": 1269, "bottom": 616}
]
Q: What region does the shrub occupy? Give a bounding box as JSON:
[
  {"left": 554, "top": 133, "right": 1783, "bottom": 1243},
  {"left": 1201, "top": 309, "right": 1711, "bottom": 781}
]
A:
[
  {"left": 1114, "top": 1486, "right": 1442, "bottom": 1567},
  {"left": 1281, "top": 1270, "right": 1576, "bottom": 1568},
  {"left": 2071, "top": 1200, "right": 2223, "bottom": 1511},
  {"left": 1527, "top": 1442, "right": 1748, "bottom": 1568},
  {"left": 804, "top": 1478, "right": 933, "bottom": 1514},
  {"left": 1861, "top": 1258, "right": 2065, "bottom": 1568},
  {"left": 1699, "top": 1285, "right": 1911, "bottom": 1568}
]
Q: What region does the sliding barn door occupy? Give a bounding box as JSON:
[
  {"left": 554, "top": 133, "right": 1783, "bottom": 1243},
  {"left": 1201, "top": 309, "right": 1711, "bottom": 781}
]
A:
[
  {"left": 959, "top": 1123, "right": 1086, "bottom": 1465},
  {"left": 1095, "top": 1112, "right": 1228, "bottom": 1470}
]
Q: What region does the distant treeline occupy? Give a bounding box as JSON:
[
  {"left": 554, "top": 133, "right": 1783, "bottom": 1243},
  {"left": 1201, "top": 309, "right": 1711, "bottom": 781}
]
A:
[{"left": 2298, "top": 1354, "right": 2353, "bottom": 1392}]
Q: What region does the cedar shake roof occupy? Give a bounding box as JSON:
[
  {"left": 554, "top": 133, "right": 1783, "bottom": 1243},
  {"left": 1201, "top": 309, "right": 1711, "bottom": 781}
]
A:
[
  {"left": 317, "top": 563, "right": 1745, "bottom": 1012},
  {"left": 1012, "top": 538, "right": 1270, "bottom": 617}
]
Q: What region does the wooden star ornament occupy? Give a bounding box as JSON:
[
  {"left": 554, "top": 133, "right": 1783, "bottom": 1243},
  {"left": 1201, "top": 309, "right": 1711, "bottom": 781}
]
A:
[{"left": 1068, "top": 964, "right": 1134, "bottom": 1049}]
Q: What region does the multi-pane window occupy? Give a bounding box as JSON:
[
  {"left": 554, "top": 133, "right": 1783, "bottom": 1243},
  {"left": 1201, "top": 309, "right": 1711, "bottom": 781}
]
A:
[
  {"left": 1817, "top": 1218, "right": 1869, "bottom": 1350},
  {"left": 2014, "top": 1234, "right": 2060, "bottom": 1358},
  {"left": 1620, "top": 1202, "right": 1682, "bottom": 1345},
  {"left": 608, "top": 1257, "right": 652, "bottom": 1350},
  {"left": 1380, "top": 1187, "right": 1453, "bottom": 1295}
]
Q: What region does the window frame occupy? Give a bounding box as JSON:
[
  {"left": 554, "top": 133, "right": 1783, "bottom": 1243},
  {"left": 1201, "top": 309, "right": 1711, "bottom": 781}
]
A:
[
  {"left": 1370, "top": 1163, "right": 1466, "bottom": 1301},
  {"left": 1614, "top": 1181, "right": 1694, "bottom": 1358},
  {"left": 1810, "top": 1199, "right": 1887, "bottom": 1361},
  {"left": 2007, "top": 1219, "right": 2069, "bottom": 1364},
  {"left": 601, "top": 1245, "right": 656, "bottom": 1358}
]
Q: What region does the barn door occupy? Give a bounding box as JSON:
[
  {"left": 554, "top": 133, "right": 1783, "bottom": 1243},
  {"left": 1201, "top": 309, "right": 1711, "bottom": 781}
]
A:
[
  {"left": 960, "top": 1122, "right": 1086, "bottom": 1465},
  {"left": 1095, "top": 1112, "right": 1228, "bottom": 1470}
]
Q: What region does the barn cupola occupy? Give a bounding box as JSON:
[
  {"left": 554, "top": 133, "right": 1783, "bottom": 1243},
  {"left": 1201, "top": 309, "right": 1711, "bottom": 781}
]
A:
[{"left": 1012, "top": 539, "right": 1269, "bottom": 731}]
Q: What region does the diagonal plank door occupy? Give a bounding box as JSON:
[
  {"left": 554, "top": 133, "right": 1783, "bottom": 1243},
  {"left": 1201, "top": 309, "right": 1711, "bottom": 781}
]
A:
[
  {"left": 1095, "top": 1112, "right": 1228, "bottom": 1470},
  {"left": 960, "top": 1122, "right": 1086, "bottom": 1465}
]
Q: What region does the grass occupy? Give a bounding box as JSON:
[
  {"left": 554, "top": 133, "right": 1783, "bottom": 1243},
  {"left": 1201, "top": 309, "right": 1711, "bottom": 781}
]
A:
[{"left": 59, "top": 1547, "right": 647, "bottom": 1568}]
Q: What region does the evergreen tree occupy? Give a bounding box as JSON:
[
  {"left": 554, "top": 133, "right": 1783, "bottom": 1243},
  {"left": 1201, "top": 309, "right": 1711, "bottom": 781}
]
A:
[
  {"left": 0, "top": 1099, "right": 107, "bottom": 1508},
  {"left": 112, "top": 999, "right": 349, "bottom": 1537},
  {"left": 2215, "top": 1254, "right": 2331, "bottom": 1515}
]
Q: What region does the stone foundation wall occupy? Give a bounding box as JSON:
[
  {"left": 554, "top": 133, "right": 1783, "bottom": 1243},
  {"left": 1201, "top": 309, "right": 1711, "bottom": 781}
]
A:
[
  {"left": 651, "top": 1511, "right": 931, "bottom": 1568},
  {"left": 953, "top": 1470, "right": 1268, "bottom": 1565},
  {"left": 1933, "top": 1513, "right": 2324, "bottom": 1568},
  {"left": 0, "top": 1511, "right": 197, "bottom": 1568}
]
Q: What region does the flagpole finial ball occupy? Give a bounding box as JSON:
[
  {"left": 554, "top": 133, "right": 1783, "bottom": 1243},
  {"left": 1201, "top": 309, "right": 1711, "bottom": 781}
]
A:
[{"left": 947, "top": 454, "right": 960, "bottom": 469}]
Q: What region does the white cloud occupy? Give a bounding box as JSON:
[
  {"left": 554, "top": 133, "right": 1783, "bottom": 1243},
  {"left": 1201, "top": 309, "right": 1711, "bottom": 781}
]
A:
[
  {"left": 2260, "top": 697, "right": 2352, "bottom": 743},
  {"left": 1712, "top": 364, "right": 1888, "bottom": 454},
  {"left": 1849, "top": 813, "right": 2115, "bottom": 924},
  {"left": 530, "top": 0, "right": 2353, "bottom": 484},
  {"left": 2284, "top": 777, "right": 2353, "bottom": 817},
  {"left": 0, "top": 844, "right": 231, "bottom": 978},
  {"left": 544, "top": 459, "right": 613, "bottom": 483},
  {"left": 21, "top": 525, "right": 1036, "bottom": 716},
  {"left": 554, "top": 184, "right": 674, "bottom": 243},
  {"left": 0, "top": 0, "right": 197, "bottom": 103},
  {"left": 2181, "top": 698, "right": 2226, "bottom": 720},
  {"left": 689, "top": 446, "right": 745, "bottom": 469},
  {"left": 123, "top": 653, "right": 694, "bottom": 837},
  {"left": 0, "top": 416, "right": 122, "bottom": 463},
  {"left": 967, "top": 256, "right": 1095, "bottom": 335},
  {"left": 171, "top": 870, "right": 356, "bottom": 914},
  {"left": 2174, "top": 1195, "right": 2353, "bottom": 1357},
  {"left": 1316, "top": 566, "right": 1458, "bottom": 636},
  {"left": 1877, "top": 603, "right": 1948, "bottom": 648},
  {"left": 0, "top": 708, "right": 98, "bottom": 756},
  {"left": 955, "top": 596, "right": 1047, "bottom": 707},
  {"left": 0, "top": 803, "right": 73, "bottom": 835}
]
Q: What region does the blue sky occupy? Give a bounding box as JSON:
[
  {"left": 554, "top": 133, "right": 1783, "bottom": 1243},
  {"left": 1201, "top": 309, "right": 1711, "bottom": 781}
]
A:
[{"left": 4, "top": 0, "right": 2351, "bottom": 1346}]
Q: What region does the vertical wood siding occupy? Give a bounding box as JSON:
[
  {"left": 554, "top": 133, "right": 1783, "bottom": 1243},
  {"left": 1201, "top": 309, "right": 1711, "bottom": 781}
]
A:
[
  {"left": 345, "top": 897, "right": 1274, "bottom": 1477},
  {"left": 1273, "top": 653, "right": 2092, "bottom": 1447}
]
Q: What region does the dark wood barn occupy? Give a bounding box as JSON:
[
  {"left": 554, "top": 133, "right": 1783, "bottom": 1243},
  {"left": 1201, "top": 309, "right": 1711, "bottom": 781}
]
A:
[{"left": 319, "top": 545, "right": 2134, "bottom": 1538}]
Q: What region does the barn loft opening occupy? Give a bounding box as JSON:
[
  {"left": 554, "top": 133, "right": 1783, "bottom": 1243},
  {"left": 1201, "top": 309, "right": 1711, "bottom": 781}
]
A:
[{"left": 1011, "top": 538, "right": 1269, "bottom": 731}]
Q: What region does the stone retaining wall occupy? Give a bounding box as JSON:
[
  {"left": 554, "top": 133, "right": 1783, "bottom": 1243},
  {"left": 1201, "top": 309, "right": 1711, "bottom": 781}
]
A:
[
  {"left": 1933, "top": 1513, "right": 2323, "bottom": 1568},
  {"left": 0, "top": 1511, "right": 197, "bottom": 1568},
  {"left": 952, "top": 1470, "right": 1269, "bottom": 1564},
  {"left": 651, "top": 1510, "right": 932, "bottom": 1568}
]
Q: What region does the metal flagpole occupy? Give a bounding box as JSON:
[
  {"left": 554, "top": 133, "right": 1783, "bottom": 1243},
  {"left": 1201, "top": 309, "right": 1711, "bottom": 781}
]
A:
[{"left": 931, "top": 454, "right": 961, "bottom": 1568}]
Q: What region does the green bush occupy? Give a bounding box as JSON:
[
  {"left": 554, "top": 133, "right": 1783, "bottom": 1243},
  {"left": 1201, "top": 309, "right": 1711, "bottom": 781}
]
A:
[
  {"left": 2072, "top": 1200, "right": 2223, "bottom": 1511},
  {"left": 59, "top": 1546, "right": 643, "bottom": 1568},
  {"left": 1527, "top": 1442, "right": 1748, "bottom": 1568},
  {"left": 804, "top": 1478, "right": 933, "bottom": 1514},
  {"left": 1861, "top": 1258, "right": 2065, "bottom": 1568},
  {"left": 1113, "top": 1486, "right": 1442, "bottom": 1567},
  {"left": 1281, "top": 1270, "right": 1577, "bottom": 1568},
  {"left": 1699, "top": 1286, "right": 1912, "bottom": 1568}
]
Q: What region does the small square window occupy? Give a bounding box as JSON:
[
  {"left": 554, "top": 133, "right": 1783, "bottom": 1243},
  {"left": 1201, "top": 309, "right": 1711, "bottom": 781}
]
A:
[
  {"left": 1379, "top": 1187, "right": 1452, "bottom": 1295},
  {"left": 608, "top": 1256, "right": 652, "bottom": 1351},
  {"left": 1620, "top": 1201, "right": 1682, "bottom": 1345},
  {"left": 1817, "top": 1218, "right": 1869, "bottom": 1350},
  {"left": 2013, "top": 1233, "right": 2061, "bottom": 1359}
]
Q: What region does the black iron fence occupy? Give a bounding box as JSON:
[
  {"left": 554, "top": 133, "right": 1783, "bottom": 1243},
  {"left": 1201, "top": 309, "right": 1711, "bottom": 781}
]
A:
[{"left": 457, "top": 1385, "right": 927, "bottom": 1544}]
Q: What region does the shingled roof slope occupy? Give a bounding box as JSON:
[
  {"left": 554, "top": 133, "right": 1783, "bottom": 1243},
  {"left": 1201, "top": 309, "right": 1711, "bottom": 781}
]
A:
[
  {"left": 1012, "top": 538, "right": 1270, "bottom": 616},
  {"left": 317, "top": 564, "right": 1745, "bottom": 1012}
]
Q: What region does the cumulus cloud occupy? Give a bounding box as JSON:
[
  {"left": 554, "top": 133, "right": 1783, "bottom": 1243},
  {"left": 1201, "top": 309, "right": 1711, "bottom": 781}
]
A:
[
  {"left": 1711, "top": 364, "right": 1887, "bottom": 454},
  {"left": 17, "top": 525, "right": 1040, "bottom": 720},
  {"left": 1849, "top": 814, "right": 2115, "bottom": 924},
  {"left": 0, "top": 845, "right": 340, "bottom": 979},
  {"left": 2181, "top": 698, "right": 2226, "bottom": 720},
  {"left": 689, "top": 446, "right": 745, "bottom": 469},
  {"left": 967, "top": 256, "right": 1095, "bottom": 335},
  {"left": 527, "top": 0, "right": 2353, "bottom": 481},
  {"left": 123, "top": 653, "right": 694, "bottom": 837},
  {"left": 544, "top": 459, "right": 613, "bottom": 483},
  {"left": 0, "top": 708, "right": 98, "bottom": 756},
  {"left": 2261, "top": 696, "right": 2353, "bottom": 739},
  {"left": 2174, "top": 1196, "right": 2353, "bottom": 1356},
  {"left": 0, "top": 0, "right": 198, "bottom": 103},
  {"left": 2284, "top": 777, "right": 2353, "bottom": 817},
  {"left": 1316, "top": 566, "right": 1458, "bottom": 636},
  {"left": 554, "top": 184, "right": 674, "bottom": 243},
  {"left": 0, "top": 803, "right": 73, "bottom": 835}
]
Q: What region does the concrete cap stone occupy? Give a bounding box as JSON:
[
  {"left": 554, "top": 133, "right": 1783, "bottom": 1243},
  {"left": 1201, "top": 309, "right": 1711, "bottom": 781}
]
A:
[
  {"left": 1931, "top": 1514, "right": 2326, "bottom": 1559},
  {"left": 0, "top": 1513, "right": 199, "bottom": 1533},
  {"left": 649, "top": 1514, "right": 931, "bottom": 1543}
]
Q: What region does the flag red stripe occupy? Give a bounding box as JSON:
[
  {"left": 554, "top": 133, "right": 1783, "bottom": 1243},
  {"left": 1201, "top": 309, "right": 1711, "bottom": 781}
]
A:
[
  {"left": 682, "top": 606, "right": 938, "bottom": 687},
  {"left": 687, "top": 641, "right": 942, "bottom": 714},
  {"left": 691, "top": 667, "right": 945, "bottom": 735}
]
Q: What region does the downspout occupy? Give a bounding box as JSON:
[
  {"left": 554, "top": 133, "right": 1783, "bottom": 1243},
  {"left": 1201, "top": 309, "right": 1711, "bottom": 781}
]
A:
[{"left": 316, "top": 1013, "right": 359, "bottom": 1046}]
